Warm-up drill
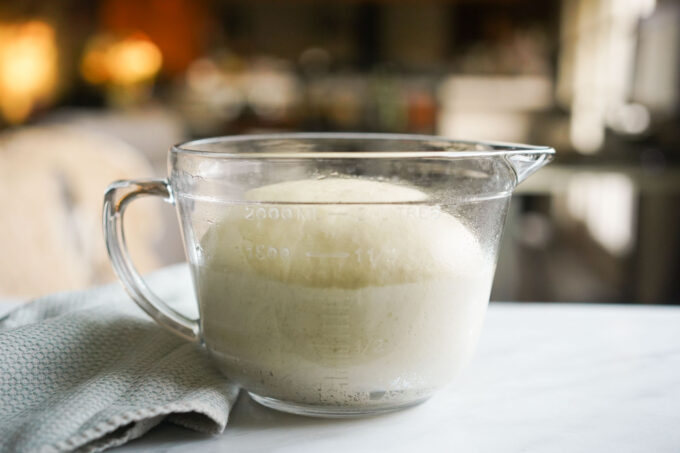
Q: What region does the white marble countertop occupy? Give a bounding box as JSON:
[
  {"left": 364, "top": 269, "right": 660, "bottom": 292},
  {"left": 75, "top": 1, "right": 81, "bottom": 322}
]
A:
[
  {"left": 2, "top": 301, "right": 679, "bottom": 452},
  {"left": 122, "top": 302, "right": 680, "bottom": 453}
]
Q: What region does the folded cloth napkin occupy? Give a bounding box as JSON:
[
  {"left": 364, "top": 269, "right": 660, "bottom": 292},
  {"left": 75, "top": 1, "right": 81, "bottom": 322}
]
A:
[{"left": 0, "top": 265, "right": 240, "bottom": 453}]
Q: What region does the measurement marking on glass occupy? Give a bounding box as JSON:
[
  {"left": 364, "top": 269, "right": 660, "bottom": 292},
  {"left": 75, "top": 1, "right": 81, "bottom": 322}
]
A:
[
  {"left": 305, "top": 251, "right": 350, "bottom": 259},
  {"left": 319, "top": 291, "right": 352, "bottom": 391}
]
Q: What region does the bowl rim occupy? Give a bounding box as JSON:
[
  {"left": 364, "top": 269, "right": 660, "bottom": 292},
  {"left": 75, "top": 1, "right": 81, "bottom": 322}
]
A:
[{"left": 171, "top": 132, "right": 555, "bottom": 159}]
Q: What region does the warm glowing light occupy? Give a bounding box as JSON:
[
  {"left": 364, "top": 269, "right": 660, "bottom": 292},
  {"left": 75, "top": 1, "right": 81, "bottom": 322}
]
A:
[
  {"left": 80, "top": 34, "right": 162, "bottom": 87},
  {"left": 107, "top": 37, "right": 162, "bottom": 85},
  {"left": 0, "top": 21, "right": 58, "bottom": 123}
]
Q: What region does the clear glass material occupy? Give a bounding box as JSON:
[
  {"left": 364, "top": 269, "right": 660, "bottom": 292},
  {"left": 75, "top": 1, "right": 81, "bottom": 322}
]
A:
[{"left": 103, "top": 133, "right": 553, "bottom": 417}]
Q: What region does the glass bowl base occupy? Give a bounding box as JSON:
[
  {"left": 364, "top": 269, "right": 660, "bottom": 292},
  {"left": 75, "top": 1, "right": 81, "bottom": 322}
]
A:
[{"left": 248, "top": 392, "right": 431, "bottom": 418}]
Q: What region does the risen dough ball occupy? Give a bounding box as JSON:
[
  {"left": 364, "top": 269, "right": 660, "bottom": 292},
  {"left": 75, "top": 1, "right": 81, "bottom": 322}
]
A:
[
  {"left": 196, "top": 177, "right": 494, "bottom": 409},
  {"left": 200, "top": 177, "right": 484, "bottom": 289}
]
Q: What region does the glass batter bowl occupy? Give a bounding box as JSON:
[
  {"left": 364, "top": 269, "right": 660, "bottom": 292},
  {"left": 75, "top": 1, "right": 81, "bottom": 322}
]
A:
[{"left": 103, "top": 133, "right": 553, "bottom": 417}]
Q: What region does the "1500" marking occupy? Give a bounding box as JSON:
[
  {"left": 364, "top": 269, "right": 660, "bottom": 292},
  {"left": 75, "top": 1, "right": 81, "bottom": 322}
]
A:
[{"left": 244, "top": 244, "right": 291, "bottom": 261}]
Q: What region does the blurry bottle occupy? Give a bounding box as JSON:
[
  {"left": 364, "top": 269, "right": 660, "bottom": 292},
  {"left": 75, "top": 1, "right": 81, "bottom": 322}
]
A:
[{"left": 406, "top": 84, "right": 436, "bottom": 134}]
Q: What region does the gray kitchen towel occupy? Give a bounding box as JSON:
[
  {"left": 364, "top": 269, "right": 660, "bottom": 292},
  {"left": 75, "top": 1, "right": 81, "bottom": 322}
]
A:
[{"left": 0, "top": 264, "right": 240, "bottom": 453}]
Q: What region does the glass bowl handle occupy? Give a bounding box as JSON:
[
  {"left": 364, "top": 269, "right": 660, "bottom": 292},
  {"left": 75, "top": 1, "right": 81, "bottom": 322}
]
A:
[{"left": 103, "top": 179, "right": 199, "bottom": 342}]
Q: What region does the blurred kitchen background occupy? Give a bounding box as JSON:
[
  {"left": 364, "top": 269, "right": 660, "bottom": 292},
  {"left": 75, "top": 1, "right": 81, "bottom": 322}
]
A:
[{"left": 0, "top": 0, "right": 678, "bottom": 304}]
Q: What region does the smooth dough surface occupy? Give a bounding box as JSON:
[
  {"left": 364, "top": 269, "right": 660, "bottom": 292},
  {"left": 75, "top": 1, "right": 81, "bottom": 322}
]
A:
[{"left": 200, "top": 177, "right": 485, "bottom": 289}]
